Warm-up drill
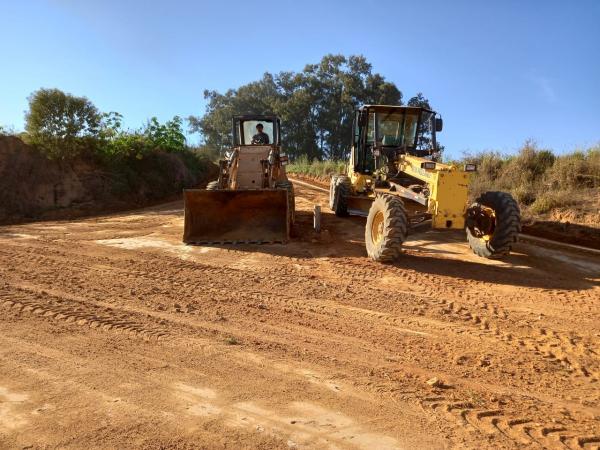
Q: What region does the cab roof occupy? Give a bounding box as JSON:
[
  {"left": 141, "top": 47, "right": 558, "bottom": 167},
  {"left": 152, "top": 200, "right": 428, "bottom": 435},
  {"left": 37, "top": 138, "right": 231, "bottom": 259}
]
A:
[{"left": 358, "top": 105, "right": 436, "bottom": 114}]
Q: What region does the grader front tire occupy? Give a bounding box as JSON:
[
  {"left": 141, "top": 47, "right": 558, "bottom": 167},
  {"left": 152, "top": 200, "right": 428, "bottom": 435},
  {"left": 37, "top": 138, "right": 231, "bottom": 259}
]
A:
[
  {"left": 365, "top": 194, "right": 408, "bottom": 263},
  {"left": 466, "top": 191, "right": 521, "bottom": 258}
]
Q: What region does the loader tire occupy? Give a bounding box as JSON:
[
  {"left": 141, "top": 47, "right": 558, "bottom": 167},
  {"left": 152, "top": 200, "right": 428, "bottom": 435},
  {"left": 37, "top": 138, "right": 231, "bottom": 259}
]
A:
[
  {"left": 466, "top": 191, "right": 521, "bottom": 259},
  {"left": 330, "top": 175, "right": 351, "bottom": 216},
  {"left": 275, "top": 180, "right": 295, "bottom": 225},
  {"left": 365, "top": 194, "right": 408, "bottom": 263},
  {"left": 206, "top": 181, "right": 219, "bottom": 190}
]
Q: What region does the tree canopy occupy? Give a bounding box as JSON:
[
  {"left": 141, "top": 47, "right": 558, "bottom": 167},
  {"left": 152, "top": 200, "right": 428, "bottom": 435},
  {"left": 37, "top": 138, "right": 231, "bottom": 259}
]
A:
[
  {"left": 189, "top": 54, "right": 434, "bottom": 160},
  {"left": 23, "top": 88, "right": 187, "bottom": 159}
]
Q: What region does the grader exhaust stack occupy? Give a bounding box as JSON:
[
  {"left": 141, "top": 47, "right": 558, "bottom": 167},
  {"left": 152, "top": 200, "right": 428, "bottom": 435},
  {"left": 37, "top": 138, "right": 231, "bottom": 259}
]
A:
[{"left": 183, "top": 115, "right": 294, "bottom": 245}]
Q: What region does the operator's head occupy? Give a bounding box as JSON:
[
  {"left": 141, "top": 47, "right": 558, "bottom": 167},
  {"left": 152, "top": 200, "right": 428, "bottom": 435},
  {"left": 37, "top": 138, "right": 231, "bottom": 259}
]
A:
[{"left": 256, "top": 123, "right": 264, "bottom": 132}]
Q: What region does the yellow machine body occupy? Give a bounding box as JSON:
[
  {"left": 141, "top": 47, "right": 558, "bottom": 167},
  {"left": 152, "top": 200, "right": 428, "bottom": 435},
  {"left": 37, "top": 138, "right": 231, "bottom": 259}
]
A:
[
  {"left": 345, "top": 152, "right": 472, "bottom": 229},
  {"left": 396, "top": 155, "right": 471, "bottom": 229}
]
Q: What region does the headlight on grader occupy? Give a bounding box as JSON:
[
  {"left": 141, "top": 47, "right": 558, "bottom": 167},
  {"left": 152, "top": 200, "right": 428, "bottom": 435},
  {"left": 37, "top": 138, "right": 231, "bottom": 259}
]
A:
[
  {"left": 464, "top": 163, "right": 477, "bottom": 172},
  {"left": 420, "top": 161, "right": 436, "bottom": 170}
]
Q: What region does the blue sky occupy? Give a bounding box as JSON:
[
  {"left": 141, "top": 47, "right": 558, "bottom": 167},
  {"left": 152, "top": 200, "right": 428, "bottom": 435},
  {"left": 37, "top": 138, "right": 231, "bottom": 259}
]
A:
[{"left": 1, "top": 0, "right": 599, "bottom": 158}]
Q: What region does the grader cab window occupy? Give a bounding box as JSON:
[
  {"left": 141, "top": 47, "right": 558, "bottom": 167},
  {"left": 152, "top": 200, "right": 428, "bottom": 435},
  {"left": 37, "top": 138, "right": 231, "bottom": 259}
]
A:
[{"left": 370, "top": 110, "right": 420, "bottom": 148}]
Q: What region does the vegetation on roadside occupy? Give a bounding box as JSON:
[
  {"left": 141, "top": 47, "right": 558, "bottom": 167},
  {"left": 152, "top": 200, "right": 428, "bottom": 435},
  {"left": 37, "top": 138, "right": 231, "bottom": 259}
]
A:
[
  {"left": 462, "top": 141, "right": 599, "bottom": 216},
  {"left": 21, "top": 88, "right": 204, "bottom": 162},
  {"left": 2, "top": 88, "right": 217, "bottom": 189},
  {"left": 0, "top": 89, "right": 219, "bottom": 220},
  {"left": 287, "top": 155, "right": 346, "bottom": 178}
]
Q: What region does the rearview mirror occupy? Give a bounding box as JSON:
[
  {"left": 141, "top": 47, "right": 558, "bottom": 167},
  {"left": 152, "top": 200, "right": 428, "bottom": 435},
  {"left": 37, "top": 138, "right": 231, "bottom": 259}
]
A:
[{"left": 435, "top": 117, "right": 443, "bottom": 132}]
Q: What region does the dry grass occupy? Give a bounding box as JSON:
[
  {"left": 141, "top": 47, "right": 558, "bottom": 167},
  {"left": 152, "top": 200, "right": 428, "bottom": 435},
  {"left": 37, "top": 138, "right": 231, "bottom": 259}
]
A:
[{"left": 461, "top": 142, "right": 599, "bottom": 217}]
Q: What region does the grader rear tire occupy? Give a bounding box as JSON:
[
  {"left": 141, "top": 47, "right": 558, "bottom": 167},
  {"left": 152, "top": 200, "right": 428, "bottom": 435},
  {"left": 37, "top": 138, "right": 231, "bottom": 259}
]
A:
[
  {"left": 330, "top": 175, "right": 351, "bottom": 217},
  {"left": 365, "top": 194, "right": 408, "bottom": 263},
  {"left": 466, "top": 191, "right": 521, "bottom": 258}
]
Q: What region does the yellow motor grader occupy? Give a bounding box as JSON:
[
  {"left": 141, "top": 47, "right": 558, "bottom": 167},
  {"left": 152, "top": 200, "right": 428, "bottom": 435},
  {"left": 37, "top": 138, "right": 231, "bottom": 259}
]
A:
[
  {"left": 183, "top": 115, "right": 294, "bottom": 244},
  {"left": 330, "top": 105, "right": 520, "bottom": 262}
]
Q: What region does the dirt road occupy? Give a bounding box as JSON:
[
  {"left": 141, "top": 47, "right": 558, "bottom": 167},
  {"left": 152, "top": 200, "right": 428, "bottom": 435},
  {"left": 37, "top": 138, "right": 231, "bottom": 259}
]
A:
[{"left": 1, "top": 183, "right": 599, "bottom": 449}]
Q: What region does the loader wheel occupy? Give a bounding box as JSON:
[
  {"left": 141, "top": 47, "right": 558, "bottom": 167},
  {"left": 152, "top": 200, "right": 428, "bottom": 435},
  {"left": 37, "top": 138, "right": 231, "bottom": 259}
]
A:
[
  {"left": 275, "top": 180, "right": 295, "bottom": 225},
  {"left": 365, "top": 194, "right": 408, "bottom": 263},
  {"left": 466, "top": 191, "right": 521, "bottom": 258},
  {"left": 206, "top": 181, "right": 219, "bottom": 190},
  {"left": 330, "top": 175, "right": 351, "bottom": 216}
]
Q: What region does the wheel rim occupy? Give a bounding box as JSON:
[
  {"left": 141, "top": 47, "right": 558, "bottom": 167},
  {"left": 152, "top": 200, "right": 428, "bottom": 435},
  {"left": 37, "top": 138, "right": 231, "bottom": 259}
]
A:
[
  {"left": 371, "top": 211, "right": 385, "bottom": 244},
  {"left": 467, "top": 205, "right": 496, "bottom": 241}
]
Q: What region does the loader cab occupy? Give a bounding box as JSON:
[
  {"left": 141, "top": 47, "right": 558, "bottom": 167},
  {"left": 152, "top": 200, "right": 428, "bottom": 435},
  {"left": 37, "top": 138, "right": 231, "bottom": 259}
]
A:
[
  {"left": 233, "top": 115, "right": 281, "bottom": 147},
  {"left": 350, "top": 105, "right": 442, "bottom": 175}
]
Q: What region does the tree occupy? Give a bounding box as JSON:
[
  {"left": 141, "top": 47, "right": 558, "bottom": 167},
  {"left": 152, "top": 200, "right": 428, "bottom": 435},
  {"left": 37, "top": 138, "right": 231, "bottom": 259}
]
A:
[
  {"left": 188, "top": 54, "right": 404, "bottom": 160},
  {"left": 25, "top": 88, "right": 101, "bottom": 158},
  {"left": 407, "top": 92, "right": 443, "bottom": 155}
]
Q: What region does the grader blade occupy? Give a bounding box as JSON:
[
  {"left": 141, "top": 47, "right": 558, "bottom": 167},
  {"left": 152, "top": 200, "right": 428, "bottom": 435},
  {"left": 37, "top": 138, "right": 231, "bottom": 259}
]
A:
[{"left": 183, "top": 189, "right": 289, "bottom": 244}]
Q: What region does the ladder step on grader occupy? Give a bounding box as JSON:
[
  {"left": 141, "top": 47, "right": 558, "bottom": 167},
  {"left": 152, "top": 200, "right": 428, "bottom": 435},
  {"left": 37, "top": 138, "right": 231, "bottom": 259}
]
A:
[
  {"left": 183, "top": 115, "right": 294, "bottom": 245},
  {"left": 330, "top": 105, "right": 521, "bottom": 262}
]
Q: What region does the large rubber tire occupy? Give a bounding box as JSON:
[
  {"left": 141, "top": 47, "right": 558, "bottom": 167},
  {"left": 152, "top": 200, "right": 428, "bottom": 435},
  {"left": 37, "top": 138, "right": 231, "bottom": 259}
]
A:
[
  {"left": 330, "top": 175, "right": 351, "bottom": 217},
  {"left": 206, "top": 181, "right": 219, "bottom": 190},
  {"left": 275, "top": 180, "right": 295, "bottom": 225},
  {"left": 365, "top": 194, "right": 408, "bottom": 263},
  {"left": 466, "top": 191, "right": 521, "bottom": 258}
]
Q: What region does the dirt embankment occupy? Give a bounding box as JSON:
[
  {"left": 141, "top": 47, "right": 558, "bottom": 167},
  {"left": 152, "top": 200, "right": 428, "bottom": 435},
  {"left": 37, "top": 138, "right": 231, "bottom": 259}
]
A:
[
  {"left": 0, "top": 136, "right": 216, "bottom": 224},
  {"left": 522, "top": 196, "right": 600, "bottom": 249}
]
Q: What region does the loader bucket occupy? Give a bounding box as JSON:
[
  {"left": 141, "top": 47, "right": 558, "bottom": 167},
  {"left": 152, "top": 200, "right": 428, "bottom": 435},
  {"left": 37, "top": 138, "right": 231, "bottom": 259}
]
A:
[{"left": 183, "top": 189, "right": 290, "bottom": 244}]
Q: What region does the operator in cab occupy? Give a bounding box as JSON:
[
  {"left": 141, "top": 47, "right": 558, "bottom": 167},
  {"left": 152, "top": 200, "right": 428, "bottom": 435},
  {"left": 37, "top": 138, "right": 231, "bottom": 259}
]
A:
[{"left": 251, "top": 123, "right": 270, "bottom": 145}]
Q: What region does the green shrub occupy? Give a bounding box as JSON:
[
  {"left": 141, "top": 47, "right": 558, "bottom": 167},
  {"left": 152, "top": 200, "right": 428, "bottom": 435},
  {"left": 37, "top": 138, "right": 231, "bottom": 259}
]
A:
[
  {"left": 25, "top": 88, "right": 101, "bottom": 159},
  {"left": 97, "top": 115, "right": 187, "bottom": 160}
]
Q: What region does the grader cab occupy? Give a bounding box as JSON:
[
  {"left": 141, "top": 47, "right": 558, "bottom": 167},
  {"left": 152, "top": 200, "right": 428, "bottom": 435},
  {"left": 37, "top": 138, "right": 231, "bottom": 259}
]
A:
[{"left": 330, "top": 105, "right": 520, "bottom": 262}]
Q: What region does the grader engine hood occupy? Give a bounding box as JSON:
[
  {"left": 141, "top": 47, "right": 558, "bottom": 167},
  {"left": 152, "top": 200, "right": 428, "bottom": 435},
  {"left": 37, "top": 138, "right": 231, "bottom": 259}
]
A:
[{"left": 398, "top": 155, "right": 471, "bottom": 229}]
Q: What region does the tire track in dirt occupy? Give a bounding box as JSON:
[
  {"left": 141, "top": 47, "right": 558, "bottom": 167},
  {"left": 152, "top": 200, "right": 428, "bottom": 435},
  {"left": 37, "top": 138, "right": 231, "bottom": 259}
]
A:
[
  {"left": 325, "top": 256, "right": 600, "bottom": 384},
  {"left": 3, "top": 238, "right": 598, "bottom": 402},
  {"left": 420, "top": 395, "right": 600, "bottom": 450},
  {"left": 0, "top": 286, "right": 169, "bottom": 341}
]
